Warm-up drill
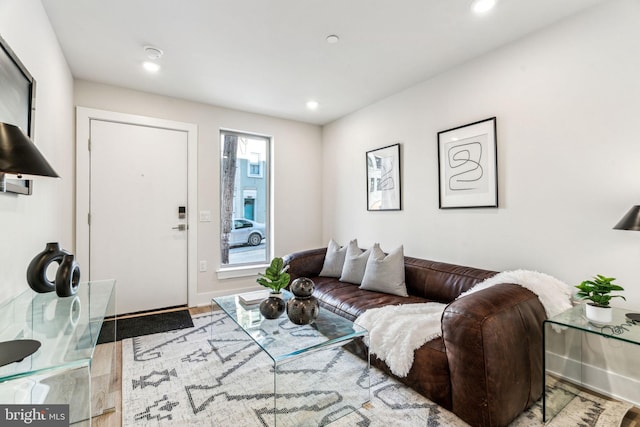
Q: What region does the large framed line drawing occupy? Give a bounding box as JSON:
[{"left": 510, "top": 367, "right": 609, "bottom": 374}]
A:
[
  {"left": 0, "top": 33, "right": 37, "bottom": 195},
  {"left": 366, "top": 143, "right": 401, "bottom": 211},
  {"left": 437, "top": 117, "right": 497, "bottom": 209}
]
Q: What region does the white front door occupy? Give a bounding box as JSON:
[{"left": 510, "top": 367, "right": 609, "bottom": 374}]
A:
[{"left": 89, "top": 119, "right": 188, "bottom": 314}]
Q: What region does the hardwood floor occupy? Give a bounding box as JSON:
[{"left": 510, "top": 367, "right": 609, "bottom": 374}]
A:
[
  {"left": 625, "top": 409, "right": 640, "bottom": 427},
  {"left": 89, "top": 340, "right": 122, "bottom": 427},
  {"left": 88, "top": 305, "right": 640, "bottom": 427}
]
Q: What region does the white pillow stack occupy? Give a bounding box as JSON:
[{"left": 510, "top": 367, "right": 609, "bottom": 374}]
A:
[{"left": 319, "top": 239, "right": 408, "bottom": 297}]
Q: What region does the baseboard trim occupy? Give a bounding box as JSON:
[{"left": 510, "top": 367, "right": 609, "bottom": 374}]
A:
[
  {"left": 191, "top": 286, "right": 267, "bottom": 307},
  {"left": 546, "top": 350, "right": 640, "bottom": 407}
]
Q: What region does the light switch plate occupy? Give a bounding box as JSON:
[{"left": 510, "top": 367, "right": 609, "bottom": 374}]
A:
[{"left": 199, "top": 211, "right": 212, "bottom": 222}]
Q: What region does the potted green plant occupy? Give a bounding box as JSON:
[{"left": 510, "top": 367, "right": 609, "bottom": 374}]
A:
[
  {"left": 257, "top": 257, "right": 290, "bottom": 319},
  {"left": 575, "top": 274, "right": 625, "bottom": 325}
]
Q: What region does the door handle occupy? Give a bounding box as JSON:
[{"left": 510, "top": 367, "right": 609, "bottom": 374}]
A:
[{"left": 172, "top": 224, "right": 188, "bottom": 231}]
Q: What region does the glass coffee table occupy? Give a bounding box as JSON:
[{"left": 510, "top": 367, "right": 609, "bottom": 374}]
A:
[{"left": 213, "top": 290, "right": 370, "bottom": 426}]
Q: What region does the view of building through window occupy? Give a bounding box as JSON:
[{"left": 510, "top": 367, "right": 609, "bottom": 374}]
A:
[{"left": 220, "top": 130, "right": 270, "bottom": 266}]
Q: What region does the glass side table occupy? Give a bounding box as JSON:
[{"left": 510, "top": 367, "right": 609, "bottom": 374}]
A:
[
  {"left": 543, "top": 304, "right": 639, "bottom": 422},
  {"left": 0, "top": 280, "right": 116, "bottom": 425}
]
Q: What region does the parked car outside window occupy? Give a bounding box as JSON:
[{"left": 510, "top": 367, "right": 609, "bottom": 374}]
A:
[{"left": 230, "top": 218, "right": 265, "bottom": 246}]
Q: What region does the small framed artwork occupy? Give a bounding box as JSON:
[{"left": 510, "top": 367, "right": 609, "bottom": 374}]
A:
[
  {"left": 366, "top": 143, "right": 401, "bottom": 211},
  {"left": 0, "top": 34, "right": 36, "bottom": 195},
  {"left": 437, "top": 117, "right": 497, "bottom": 209}
]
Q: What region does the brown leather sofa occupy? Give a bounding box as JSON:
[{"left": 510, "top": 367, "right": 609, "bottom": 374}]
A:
[{"left": 283, "top": 247, "right": 546, "bottom": 427}]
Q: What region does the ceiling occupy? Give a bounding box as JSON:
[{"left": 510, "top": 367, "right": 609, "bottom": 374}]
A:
[{"left": 41, "top": 0, "right": 604, "bottom": 125}]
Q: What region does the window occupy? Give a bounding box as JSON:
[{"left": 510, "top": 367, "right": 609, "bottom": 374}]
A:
[
  {"left": 248, "top": 152, "right": 263, "bottom": 178},
  {"left": 220, "top": 130, "right": 270, "bottom": 267}
]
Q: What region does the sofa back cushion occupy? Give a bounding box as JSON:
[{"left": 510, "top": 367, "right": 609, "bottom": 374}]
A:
[
  {"left": 319, "top": 239, "right": 352, "bottom": 277},
  {"left": 360, "top": 244, "right": 408, "bottom": 297},
  {"left": 339, "top": 241, "right": 372, "bottom": 285},
  {"left": 404, "top": 257, "right": 496, "bottom": 303}
]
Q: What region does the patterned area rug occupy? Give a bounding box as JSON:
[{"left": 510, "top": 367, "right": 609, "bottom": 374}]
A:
[{"left": 122, "top": 312, "right": 631, "bottom": 426}]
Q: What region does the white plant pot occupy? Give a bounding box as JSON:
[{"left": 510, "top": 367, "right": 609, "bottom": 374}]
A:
[{"left": 585, "top": 303, "right": 612, "bottom": 326}]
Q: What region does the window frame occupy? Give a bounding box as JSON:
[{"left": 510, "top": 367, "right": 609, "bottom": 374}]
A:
[{"left": 219, "top": 129, "right": 271, "bottom": 271}]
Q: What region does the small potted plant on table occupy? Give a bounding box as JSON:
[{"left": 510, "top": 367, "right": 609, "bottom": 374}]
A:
[
  {"left": 257, "top": 257, "right": 290, "bottom": 319},
  {"left": 575, "top": 274, "right": 625, "bottom": 325}
]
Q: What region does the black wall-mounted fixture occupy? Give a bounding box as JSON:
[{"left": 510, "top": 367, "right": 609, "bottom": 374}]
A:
[
  {"left": 0, "top": 122, "right": 58, "bottom": 194},
  {"left": 613, "top": 205, "right": 640, "bottom": 322},
  {"left": 613, "top": 205, "right": 640, "bottom": 231}
]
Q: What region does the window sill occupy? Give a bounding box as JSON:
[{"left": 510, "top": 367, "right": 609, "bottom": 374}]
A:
[{"left": 216, "top": 264, "right": 268, "bottom": 280}]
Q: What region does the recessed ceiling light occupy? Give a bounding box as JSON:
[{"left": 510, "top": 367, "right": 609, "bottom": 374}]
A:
[
  {"left": 143, "top": 61, "right": 160, "bottom": 73},
  {"left": 142, "top": 46, "right": 162, "bottom": 73},
  {"left": 471, "top": 0, "right": 497, "bottom": 14},
  {"left": 144, "top": 45, "right": 164, "bottom": 60},
  {"left": 326, "top": 35, "right": 340, "bottom": 44},
  {"left": 306, "top": 100, "right": 319, "bottom": 110}
]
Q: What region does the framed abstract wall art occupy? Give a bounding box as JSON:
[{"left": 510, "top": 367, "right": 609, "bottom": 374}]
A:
[
  {"left": 437, "top": 117, "right": 497, "bottom": 209},
  {"left": 366, "top": 143, "right": 401, "bottom": 211}
]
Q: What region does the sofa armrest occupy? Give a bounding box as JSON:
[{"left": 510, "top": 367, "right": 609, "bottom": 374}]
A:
[
  {"left": 442, "top": 283, "right": 546, "bottom": 427},
  {"left": 282, "top": 247, "right": 327, "bottom": 283}
]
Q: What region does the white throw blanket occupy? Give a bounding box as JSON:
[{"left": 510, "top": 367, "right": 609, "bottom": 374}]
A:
[
  {"left": 354, "top": 302, "right": 447, "bottom": 377},
  {"left": 355, "top": 270, "right": 573, "bottom": 378},
  {"left": 456, "top": 269, "right": 573, "bottom": 318}
]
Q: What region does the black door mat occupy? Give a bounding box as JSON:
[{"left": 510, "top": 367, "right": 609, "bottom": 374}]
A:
[{"left": 97, "top": 309, "right": 194, "bottom": 344}]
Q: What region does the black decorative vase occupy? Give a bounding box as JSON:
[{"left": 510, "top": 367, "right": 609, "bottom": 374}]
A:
[
  {"left": 286, "top": 277, "right": 319, "bottom": 325},
  {"left": 26, "top": 242, "right": 67, "bottom": 293},
  {"left": 260, "top": 293, "right": 286, "bottom": 319},
  {"left": 55, "top": 254, "right": 81, "bottom": 297}
]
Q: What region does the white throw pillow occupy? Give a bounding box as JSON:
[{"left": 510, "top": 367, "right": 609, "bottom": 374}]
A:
[
  {"left": 360, "top": 244, "right": 408, "bottom": 297},
  {"left": 319, "top": 239, "right": 354, "bottom": 278},
  {"left": 339, "top": 241, "right": 373, "bottom": 285}
]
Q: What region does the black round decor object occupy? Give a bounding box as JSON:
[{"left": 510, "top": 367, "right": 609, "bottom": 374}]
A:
[
  {"left": 260, "top": 294, "right": 286, "bottom": 319},
  {"left": 26, "top": 242, "right": 67, "bottom": 293},
  {"left": 287, "top": 277, "right": 319, "bottom": 325},
  {"left": 289, "top": 277, "right": 315, "bottom": 297},
  {"left": 0, "top": 339, "right": 41, "bottom": 368},
  {"left": 55, "top": 254, "right": 81, "bottom": 297}
]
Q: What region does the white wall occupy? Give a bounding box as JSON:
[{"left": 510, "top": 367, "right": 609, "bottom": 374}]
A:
[
  {"left": 0, "top": 0, "right": 74, "bottom": 303},
  {"left": 74, "top": 81, "right": 323, "bottom": 304},
  {"left": 323, "top": 0, "right": 640, "bottom": 310}
]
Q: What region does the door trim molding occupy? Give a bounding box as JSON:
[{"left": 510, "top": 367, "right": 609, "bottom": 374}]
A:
[{"left": 76, "top": 107, "right": 198, "bottom": 308}]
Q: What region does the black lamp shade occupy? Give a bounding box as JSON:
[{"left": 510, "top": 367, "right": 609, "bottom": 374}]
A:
[
  {"left": 613, "top": 205, "right": 640, "bottom": 231},
  {"left": 0, "top": 122, "right": 59, "bottom": 177}
]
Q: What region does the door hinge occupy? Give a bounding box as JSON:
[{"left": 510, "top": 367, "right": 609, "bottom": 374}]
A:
[
  {"left": 88, "top": 213, "right": 91, "bottom": 225},
  {"left": 88, "top": 138, "right": 91, "bottom": 151}
]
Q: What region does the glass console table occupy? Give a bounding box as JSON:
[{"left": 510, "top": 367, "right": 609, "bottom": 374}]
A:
[
  {"left": 543, "top": 304, "right": 639, "bottom": 423},
  {"left": 0, "top": 280, "right": 116, "bottom": 425},
  {"left": 213, "top": 291, "right": 370, "bottom": 426}
]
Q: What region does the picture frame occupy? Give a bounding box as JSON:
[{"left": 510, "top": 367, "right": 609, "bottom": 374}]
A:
[
  {"left": 0, "top": 33, "right": 36, "bottom": 195},
  {"left": 366, "top": 143, "right": 401, "bottom": 211},
  {"left": 437, "top": 117, "right": 497, "bottom": 209}
]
